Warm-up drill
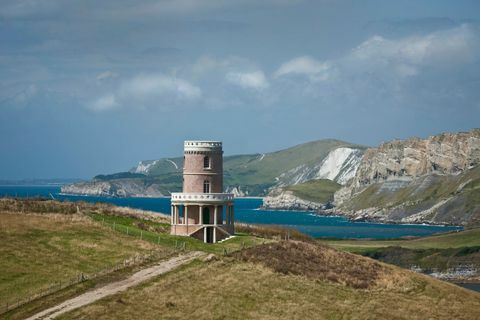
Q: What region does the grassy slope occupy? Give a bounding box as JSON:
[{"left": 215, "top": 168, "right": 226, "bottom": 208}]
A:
[
  {"left": 320, "top": 228, "right": 480, "bottom": 253},
  {"left": 60, "top": 242, "right": 480, "bottom": 320},
  {"left": 283, "top": 178, "right": 341, "bottom": 203},
  {"left": 0, "top": 212, "right": 165, "bottom": 305},
  {"left": 0, "top": 199, "right": 269, "bottom": 315},
  {"left": 321, "top": 228, "right": 480, "bottom": 272}
]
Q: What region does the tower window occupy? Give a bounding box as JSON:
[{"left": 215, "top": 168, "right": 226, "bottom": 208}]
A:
[
  {"left": 203, "top": 180, "right": 210, "bottom": 193},
  {"left": 204, "top": 156, "right": 210, "bottom": 169}
]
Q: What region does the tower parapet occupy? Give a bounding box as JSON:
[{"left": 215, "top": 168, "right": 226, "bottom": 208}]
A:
[{"left": 171, "top": 140, "right": 234, "bottom": 243}]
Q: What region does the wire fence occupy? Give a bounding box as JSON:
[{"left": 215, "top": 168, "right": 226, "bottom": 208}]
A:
[{"left": 1, "top": 219, "right": 188, "bottom": 316}]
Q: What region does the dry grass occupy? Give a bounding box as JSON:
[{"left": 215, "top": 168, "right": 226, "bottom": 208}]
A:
[
  {"left": 233, "top": 241, "right": 411, "bottom": 289},
  {"left": 60, "top": 255, "right": 480, "bottom": 320},
  {"left": 0, "top": 198, "right": 170, "bottom": 223}
]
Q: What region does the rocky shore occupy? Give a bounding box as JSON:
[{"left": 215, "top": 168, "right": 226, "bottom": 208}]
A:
[{"left": 61, "top": 179, "right": 165, "bottom": 198}]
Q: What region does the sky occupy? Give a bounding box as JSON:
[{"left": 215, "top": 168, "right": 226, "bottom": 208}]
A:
[{"left": 1, "top": 0, "right": 480, "bottom": 179}]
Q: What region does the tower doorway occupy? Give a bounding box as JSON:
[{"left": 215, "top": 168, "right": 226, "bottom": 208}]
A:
[{"left": 202, "top": 207, "right": 210, "bottom": 224}]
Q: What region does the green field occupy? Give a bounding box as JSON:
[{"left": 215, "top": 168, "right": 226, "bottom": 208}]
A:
[
  {"left": 320, "top": 228, "right": 480, "bottom": 272},
  {"left": 320, "top": 228, "right": 480, "bottom": 253},
  {"left": 283, "top": 178, "right": 341, "bottom": 203}
]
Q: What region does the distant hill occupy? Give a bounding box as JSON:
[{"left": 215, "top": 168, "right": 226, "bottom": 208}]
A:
[{"left": 62, "top": 139, "right": 365, "bottom": 197}]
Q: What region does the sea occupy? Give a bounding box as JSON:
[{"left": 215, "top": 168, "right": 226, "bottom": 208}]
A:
[{"left": 0, "top": 185, "right": 462, "bottom": 239}]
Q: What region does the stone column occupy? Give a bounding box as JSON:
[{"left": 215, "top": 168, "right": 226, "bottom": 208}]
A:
[
  {"left": 213, "top": 227, "right": 216, "bottom": 243},
  {"left": 185, "top": 205, "right": 189, "bottom": 234},
  {"left": 170, "top": 205, "right": 174, "bottom": 225},
  {"left": 204, "top": 227, "right": 207, "bottom": 243},
  {"left": 214, "top": 205, "right": 218, "bottom": 226},
  {"left": 199, "top": 205, "right": 203, "bottom": 225}
]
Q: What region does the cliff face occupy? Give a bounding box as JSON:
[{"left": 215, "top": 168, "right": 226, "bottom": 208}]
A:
[{"left": 335, "top": 129, "right": 480, "bottom": 226}]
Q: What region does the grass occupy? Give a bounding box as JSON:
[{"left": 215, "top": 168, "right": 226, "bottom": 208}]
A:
[
  {"left": 0, "top": 198, "right": 273, "bottom": 319},
  {"left": 320, "top": 228, "right": 480, "bottom": 253},
  {"left": 320, "top": 228, "right": 480, "bottom": 273},
  {"left": 60, "top": 241, "right": 480, "bottom": 320},
  {"left": 88, "top": 212, "right": 271, "bottom": 255},
  {"left": 283, "top": 178, "right": 341, "bottom": 203},
  {"left": 0, "top": 211, "right": 170, "bottom": 307}
]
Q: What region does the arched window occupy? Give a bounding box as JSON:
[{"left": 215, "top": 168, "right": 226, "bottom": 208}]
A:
[
  {"left": 203, "top": 156, "right": 210, "bottom": 169},
  {"left": 203, "top": 180, "right": 210, "bottom": 193}
]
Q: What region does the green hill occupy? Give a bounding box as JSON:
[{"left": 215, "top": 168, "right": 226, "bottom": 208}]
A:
[{"left": 131, "top": 139, "right": 364, "bottom": 196}]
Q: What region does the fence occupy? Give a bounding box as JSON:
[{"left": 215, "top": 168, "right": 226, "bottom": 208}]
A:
[
  {"left": 0, "top": 218, "right": 186, "bottom": 317},
  {"left": 1, "top": 217, "right": 235, "bottom": 315}
]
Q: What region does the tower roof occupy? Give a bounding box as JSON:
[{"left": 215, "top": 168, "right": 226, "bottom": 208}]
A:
[{"left": 184, "top": 141, "right": 222, "bottom": 152}]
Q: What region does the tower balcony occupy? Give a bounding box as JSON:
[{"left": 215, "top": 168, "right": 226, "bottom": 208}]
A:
[{"left": 171, "top": 192, "right": 234, "bottom": 204}]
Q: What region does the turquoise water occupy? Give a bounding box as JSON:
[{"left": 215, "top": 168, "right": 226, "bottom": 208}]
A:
[{"left": 0, "top": 185, "right": 462, "bottom": 239}]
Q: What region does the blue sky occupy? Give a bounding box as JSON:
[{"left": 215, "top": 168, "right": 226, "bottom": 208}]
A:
[{"left": 1, "top": 0, "right": 480, "bottom": 179}]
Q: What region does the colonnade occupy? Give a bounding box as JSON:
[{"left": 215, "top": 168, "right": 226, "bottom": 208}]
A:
[{"left": 170, "top": 203, "right": 234, "bottom": 226}]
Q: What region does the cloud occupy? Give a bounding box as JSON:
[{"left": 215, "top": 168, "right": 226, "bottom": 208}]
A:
[
  {"left": 90, "top": 94, "right": 117, "bottom": 111},
  {"left": 226, "top": 71, "right": 269, "bottom": 90},
  {"left": 96, "top": 71, "right": 118, "bottom": 82},
  {"left": 89, "top": 74, "right": 201, "bottom": 111},
  {"left": 272, "top": 24, "right": 480, "bottom": 111},
  {"left": 274, "top": 56, "right": 333, "bottom": 81},
  {"left": 120, "top": 74, "right": 201, "bottom": 100}
]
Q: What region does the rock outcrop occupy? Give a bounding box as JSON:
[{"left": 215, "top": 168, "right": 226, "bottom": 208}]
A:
[
  {"left": 61, "top": 179, "right": 165, "bottom": 198},
  {"left": 335, "top": 129, "right": 480, "bottom": 226},
  {"left": 262, "top": 190, "right": 327, "bottom": 211}
]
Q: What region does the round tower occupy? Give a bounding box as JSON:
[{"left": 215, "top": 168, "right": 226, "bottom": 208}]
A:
[{"left": 170, "top": 141, "right": 234, "bottom": 243}]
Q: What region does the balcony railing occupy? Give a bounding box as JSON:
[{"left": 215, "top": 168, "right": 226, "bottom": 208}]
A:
[{"left": 171, "top": 192, "right": 234, "bottom": 202}]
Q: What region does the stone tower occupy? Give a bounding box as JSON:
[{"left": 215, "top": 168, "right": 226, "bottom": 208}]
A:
[{"left": 170, "top": 141, "right": 234, "bottom": 243}]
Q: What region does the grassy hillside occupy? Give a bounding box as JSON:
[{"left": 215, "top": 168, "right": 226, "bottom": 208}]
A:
[
  {"left": 283, "top": 178, "right": 341, "bottom": 203},
  {"left": 321, "top": 228, "right": 480, "bottom": 273},
  {"left": 60, "top": 241, "right": 480, "bottom": 320},
  {"left": 0, "top": 211, "right": 165, "bottom": 306},
  {"left": 122, "top": 139, "right": 363, "bottom": 195},
  {"left": 321, "top": 228, "right": 480, "bottom": 252},
  {"left": 0, "top": 198, "right": 271, "bottom": 319}
]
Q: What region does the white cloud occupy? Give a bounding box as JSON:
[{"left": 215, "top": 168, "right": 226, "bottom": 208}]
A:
[
  {"left": 89, "top": 74, "right": 201, "bottom": 112},
  {"left": 90, "top": 94, "right": 117, "bottom": 111},
  {"left": 120, "top": 74, "right": 201, "bottom": 100},
  {"left": 274, "top": 56, "right": 333, "bottom": 81},
  {"left": 350, "top": 25, "right": 476, "bottom": 69},
  {"left": 226, "top": 71, "right": 269, "bottom": 90}
]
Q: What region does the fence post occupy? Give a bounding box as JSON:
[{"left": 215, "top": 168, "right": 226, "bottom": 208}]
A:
[
  {"left": 113, "top": 222, "right": 116, "bottom": 231},
  {"left": 126, "top": 227, "right": 129, "bottom": 235},
  {"left": 140, "top": 231, "right": 143, "bottom": 240},
  {"left": 157, "top": 235, "right": 160, "bottom": 244}
]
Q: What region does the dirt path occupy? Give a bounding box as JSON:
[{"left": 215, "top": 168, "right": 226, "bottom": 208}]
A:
[{"left": 26, "top": 251, "right": 206, "bottom": 320}]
